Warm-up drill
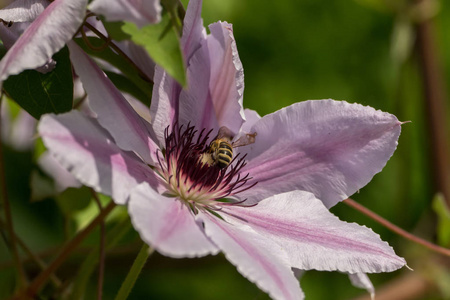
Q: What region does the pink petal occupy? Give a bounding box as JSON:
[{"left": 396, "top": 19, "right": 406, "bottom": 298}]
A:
[
  {"left": 38, "top": 111, "right": 161, "bottom": 204},
  {"left": 0, "top": 0, "right": 48, "bottom": 22},
  {"left": 239, "top": 100, "right": 402, "bottom": 208},
  {"left": 178, "top": 22, "right": 246, "bottom": 135},
  {"left": 0, "top": 0, "right": 87, "bottom": 81},
  {"left": 348, "top": 273, "right": 375, "bottom": 300},
  {"left": 224, "top": 191, "right": 406, "bottom": 274},
  {"left": 68, "top": 41, "right": 159, "bottom": 165},
  {"left": 207, "top": 22, "right": 245, "bottom": 134},
  {"left": 199, "top": 211, "right": 304, "bottom": 300},
  {"left": 178, "top": 44, "right": 217, "bottom": 132},
  {"left": 128, "top": 183, "right": 219, "bottom": 258},
  {"left": 89, "top": 0, "right": 161, "bottom": 27},
  {"left": 180, "top": 0, "right": 206, "bottom": 61},
  {"left": 0, "top": 22, "right": 57, "bottom": 73}
]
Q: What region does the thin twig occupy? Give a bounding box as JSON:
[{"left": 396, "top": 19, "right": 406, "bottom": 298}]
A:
[
  {"left": 13, "top": 200, "right": 116, "bottom": 299},
  {"left": 80, "top": 25, "right": 111, "bottom": 51},
  {"left": 0, "top": 96, "right": 28, "bottom": 288},
  {"left": 344, "top": 198, "right": 450, "bottom": 257},
  {"left": 91, "top": 190, "right": 106, "bottom": 300}
]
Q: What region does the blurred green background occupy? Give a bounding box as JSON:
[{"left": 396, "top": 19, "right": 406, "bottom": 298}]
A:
[{"left": 1, "top": 0, "right": 450, "bottom": 299}]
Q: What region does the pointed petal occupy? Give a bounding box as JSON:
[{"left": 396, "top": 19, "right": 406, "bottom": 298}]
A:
[
  {"left": 180, "top": 0, "right": 206, "bottom": 62},
  {"left": 0, "top": 0, "right": 48, "bottom": 22},
  {"left": 239, "top": 100, "right": 401, "bottom": 208},
  {"left": 0, "top": 0, "right": 87, "bottom": 81},
  {"left": 224, "top": 191, "right": 406, "bottom": 274},
  {"left": 207, "top": 22, "right": 245, "bottom": 134},
  {"left": 38, "top": 111, "right": 160, "bottom": 204},
  {"left": 179, "top": 22, "right": 245, "bottom": 135},
  {"left": 198, "top": 211, "right": 304, "bottom": 300},
  {"left": 68, "top": 41, "right": 159, "bottom": 165},
  {"left": 129, "top": 183, "right": 219, "bottom": 258},
  {"left": 348, "top": 273, "right": 375, "bottom": 300},
  {"left": 178, "top": 43, "right": 217, "bottom": 132},
  {"left": 89, "top": 0, "right": 161, "bottom": 27}
]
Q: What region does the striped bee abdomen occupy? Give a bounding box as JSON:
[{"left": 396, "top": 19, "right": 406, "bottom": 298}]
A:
[{"left": 216, "top": 141, "right": 233, "bottom": 168}]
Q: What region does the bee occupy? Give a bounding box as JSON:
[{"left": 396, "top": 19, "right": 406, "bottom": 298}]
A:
[{"left": 201, "top": 126, "right": 257, "bottom": 169}]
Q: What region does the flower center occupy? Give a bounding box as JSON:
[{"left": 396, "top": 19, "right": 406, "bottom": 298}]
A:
[{"left": 157, "top": 124, "right": 255, "bottom": 209}]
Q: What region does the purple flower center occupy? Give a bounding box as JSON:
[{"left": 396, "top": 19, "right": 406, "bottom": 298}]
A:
[{"left": 157, "top": 124, "right": 256, "bottom": 209}]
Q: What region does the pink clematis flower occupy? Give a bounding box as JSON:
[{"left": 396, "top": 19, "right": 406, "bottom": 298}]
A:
[
  {"left": 38, "top": 0, "right": 406, "bottom": 298},
  {"left": 0, "top": 0, "right": 87, "bottom": 81}
]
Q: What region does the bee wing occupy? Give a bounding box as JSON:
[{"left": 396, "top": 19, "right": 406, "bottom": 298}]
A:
[
  {"left": 216, "top": 126, "right": 234, "bottom": 140},
  {"left": 232, "top": 132, "right": 257, "bottom": 148}
]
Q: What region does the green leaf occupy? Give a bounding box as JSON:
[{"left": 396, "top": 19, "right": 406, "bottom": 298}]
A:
[
  {"left": 432, "top": 193, "right": 450, "bottom": 247},
  {"left": 114, "top": 243, "right": 153, "bottom": 300},
  {"left": 3, "top": 46, "right": 73, "bottom": 119},
  {"left": 122, "top": 13, "right": 186, "bottom": 87},
  {"left": 75, "top": 37, "right": 152, "bottom": 105}
]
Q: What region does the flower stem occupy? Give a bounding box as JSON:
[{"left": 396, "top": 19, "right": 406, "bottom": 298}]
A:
[
  {"left": 0, "top": 96, "right": 28, "bottom": 289},
  {"left": 15, "top": 200, "right": 117, "bottom": 299},
  {"left": 114, "top": 243, "right": 154, "bottom": 300},
  {"left": 92, "top": 190, "right": 106, "bottom": 300},
  {"left": 344, "top": 198, "right": 450, "bottom": 257}
]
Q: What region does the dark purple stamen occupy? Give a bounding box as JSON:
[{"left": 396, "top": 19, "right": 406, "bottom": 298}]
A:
[{"left": 158, "top": 124, "right": 256, "bottom": 202}]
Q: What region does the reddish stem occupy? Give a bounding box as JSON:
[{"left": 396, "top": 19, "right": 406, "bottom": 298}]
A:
[{"left": 344, "top": 198, "right": 450, "bottom": 257}]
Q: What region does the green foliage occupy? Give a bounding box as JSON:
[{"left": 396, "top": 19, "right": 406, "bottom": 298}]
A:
[
  {"left": 3, "top": 46, "right": 73, "bottom": 119},
  {"left": 122, "top": 13, "right": 186, "bottom": 87},
  {"left": 432, "top": 193, "right": 450, "bottom": 247}
]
